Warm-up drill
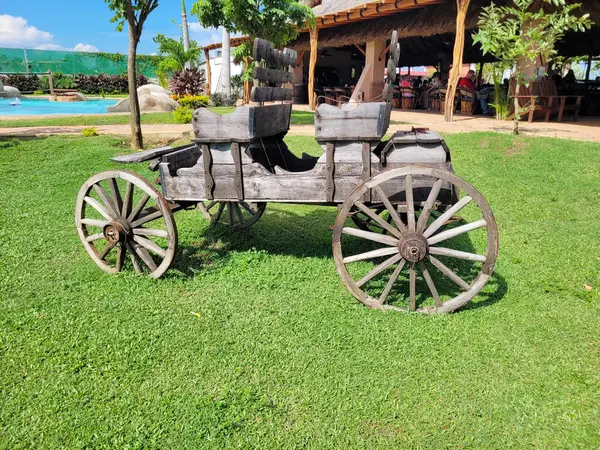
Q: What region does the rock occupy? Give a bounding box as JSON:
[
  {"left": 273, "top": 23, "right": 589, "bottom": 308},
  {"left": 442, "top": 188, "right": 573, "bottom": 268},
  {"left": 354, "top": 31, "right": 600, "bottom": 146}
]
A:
[
  {"left": 137, "top": 84, "right": 170, "bottom": 95},
  {"left": 0, "top": 85, "right": 22, "bottom": 98},
  {"left": 107, "top": 91, "right": 179, "bottom": 113}
]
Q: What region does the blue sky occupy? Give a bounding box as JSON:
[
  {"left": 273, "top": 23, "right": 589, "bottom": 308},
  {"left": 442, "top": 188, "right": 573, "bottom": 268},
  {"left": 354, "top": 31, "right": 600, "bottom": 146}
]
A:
[{"left": 0, "top": 0, "right": 220, "bottom": 55}]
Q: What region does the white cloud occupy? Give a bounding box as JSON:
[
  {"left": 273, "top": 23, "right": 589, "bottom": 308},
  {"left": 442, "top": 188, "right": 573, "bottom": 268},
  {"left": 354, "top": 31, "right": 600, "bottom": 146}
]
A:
[
  {"left": 33, "top": 43, "right": 63, "bottom": 51},
  {"left": 0, "top": 14, "right": 54, "bottom": 47},
  {"left": 72, "top": 43, "right": 99, "bottom": 52}
]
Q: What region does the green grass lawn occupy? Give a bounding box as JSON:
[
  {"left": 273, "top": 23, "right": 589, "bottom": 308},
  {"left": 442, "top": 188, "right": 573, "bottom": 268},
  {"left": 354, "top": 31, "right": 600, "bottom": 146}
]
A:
[
  {"left": 1, "top": 133, "right": 599, "bottom": 448},
  {"left": 0, "top": 109, "right": 316, "bottom": 128}
]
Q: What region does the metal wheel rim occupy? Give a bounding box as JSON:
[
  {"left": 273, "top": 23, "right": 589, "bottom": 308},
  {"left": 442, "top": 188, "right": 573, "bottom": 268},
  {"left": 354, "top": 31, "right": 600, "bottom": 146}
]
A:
[
  {"left": 75, "top": 170, "right": 177, "bottom": 279},
  {"left": 332, "top": 167, "right": 498, "bottom": 314}
]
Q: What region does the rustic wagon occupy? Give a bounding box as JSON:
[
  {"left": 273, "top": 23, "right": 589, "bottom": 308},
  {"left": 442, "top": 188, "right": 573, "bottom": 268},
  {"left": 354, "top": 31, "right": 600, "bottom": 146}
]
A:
[{"left": 76, "top": 33, "right": 498, "bottom": 314}]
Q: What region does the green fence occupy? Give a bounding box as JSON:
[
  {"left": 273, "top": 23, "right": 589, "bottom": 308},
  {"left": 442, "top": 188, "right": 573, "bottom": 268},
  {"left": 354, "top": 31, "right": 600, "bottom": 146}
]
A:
[{"left": 0, "top": 48, "right": 162, "bottom": 78}]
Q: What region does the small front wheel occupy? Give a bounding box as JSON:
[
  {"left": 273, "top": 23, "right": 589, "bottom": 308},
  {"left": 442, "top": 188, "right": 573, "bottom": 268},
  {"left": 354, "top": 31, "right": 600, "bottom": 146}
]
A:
[
  {"left": 75, "top": 171, "right": 178, "bottom": 278},
  {"left": 199, "top": 201, "right": 266, "bottom": 228}
]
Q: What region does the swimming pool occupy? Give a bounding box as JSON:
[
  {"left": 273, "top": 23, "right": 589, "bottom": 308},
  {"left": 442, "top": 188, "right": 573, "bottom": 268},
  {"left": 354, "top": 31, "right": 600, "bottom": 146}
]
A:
[{"left": 0, "top": 97, "right": 118, "bottom": 115}]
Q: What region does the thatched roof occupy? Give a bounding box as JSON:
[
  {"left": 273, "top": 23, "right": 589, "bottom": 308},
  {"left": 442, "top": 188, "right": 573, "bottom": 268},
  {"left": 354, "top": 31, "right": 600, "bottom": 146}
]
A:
[
  {"left": 290, "top": 0, "right": 600, "bottom": 53},
  {"left": 313, "top": 0, "right": 378, "bottom": 16}
]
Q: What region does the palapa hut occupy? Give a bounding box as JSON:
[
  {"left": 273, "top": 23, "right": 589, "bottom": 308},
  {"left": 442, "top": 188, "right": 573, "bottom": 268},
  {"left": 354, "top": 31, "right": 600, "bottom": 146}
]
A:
[{"left": 289, "top": 0, "right": 600, "bottom": 114}]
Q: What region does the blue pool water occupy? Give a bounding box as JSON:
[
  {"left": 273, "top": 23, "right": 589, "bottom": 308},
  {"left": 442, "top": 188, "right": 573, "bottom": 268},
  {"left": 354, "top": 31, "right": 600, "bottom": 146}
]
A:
[{"left": 0, "top": 97, "right": 118, "bottom": 115}]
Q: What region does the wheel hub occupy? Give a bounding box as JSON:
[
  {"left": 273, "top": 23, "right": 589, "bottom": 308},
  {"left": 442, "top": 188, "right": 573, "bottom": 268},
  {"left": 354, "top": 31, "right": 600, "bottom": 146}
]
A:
[
  {"left": 104, "top": 219, "right": 131, "bottom": 245},
  {"left": 398, "top": 232, "right": 428, "bottom": 262}
]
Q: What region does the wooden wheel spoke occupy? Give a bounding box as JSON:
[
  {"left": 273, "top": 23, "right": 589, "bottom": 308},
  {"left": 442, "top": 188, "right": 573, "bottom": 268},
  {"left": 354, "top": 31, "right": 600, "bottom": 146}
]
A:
[
  {"left": 84, "top": 196, "right": 114, "bottom": 221},
  {"left": 130, "top": 207, "right": 164, "bottom": 228},
  {"left": 115, "top": 245, "right": 126, "bottom": 272},
  {"left": 420, "top": 261, "right": 442, "bottom": 307},
  {"left": 405, "top": 175, "right": 415, "bottom": 232},
  {"left": 409, "top": 263, "right": 416, "bottom": 311},
  {"left": 214, "top": 202, "right": 226, "bottom": 222},
  {"left": 132, "top": 227, "right": 168, "bottom": 238},
  {"left": 122, "top": 182, "right": 134, "bottom": 218},
  {"left": 92, "top": 183, "right": 119, "bottom": 218},
  {"left": 424, "top": 195, "right": 472, "bottom": 238},
  {"left": 428, "top": 255, "right": 471, "bottom": 291},
  {"left": 240, "top": 202, "right": 255, "bottom": 215},
  {"left": 353, "top": 200, "right": 402, "bottom": 238},
  {"left": 125, "top": 241, "right": 143, "bottom": 273},
  {"left": 357, "top": 254, "right": 403, "bottom": 288},
  {"left": 427, "top": 219, "right": 487, "bottom": 245},
  {"left": 85, "top": 232, "right": 105, "bottom": 243},
  {"left": 133, "top": 244, "right": 158, "bottom": 272},
  {"left": 127, "top": 193, "right": 150, "bottom": 222},
  {"left": 133, "top": 235, "right": 167, "bottom": 258},
  {"left": 234, "top": 203, "right": 244, "bottom": 224},
  {"left": 378, "top": 259, "right": 407, "bottom": 305},
  {"left": 429, "top": 246, "right": 486, "bottom": 262},
  {"left": 343, "top": 247, "right": 398, "bottom": 264},
  {"left": 227, "top": 202, "right": 234, "bottom": 225},
  {"left": 98, "top": 241, "right": 116, "bottom": 261},
  {"left": 81, "top": 218, "right": 109, "bottom": 228},
  {"left": 374, "top": 185, "right": 408, "bottom": 234},
  {"left": 416, "top": 179, "right": 444, "bottom": 233},
  {"left": 108, "top": 178, "right": 123, "bottom": 215},
  {"left": 342, "top": 227, "right": 398, "bottom": 246}
]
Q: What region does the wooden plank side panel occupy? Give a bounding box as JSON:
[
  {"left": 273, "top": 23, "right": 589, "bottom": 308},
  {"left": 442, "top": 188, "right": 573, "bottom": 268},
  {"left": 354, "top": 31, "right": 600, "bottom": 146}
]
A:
[
  {"left": 253, "top": 67, "right": 295, "bottom": 84},
  {"left": 251, "top": 87, "right": 293, "bottom": 103}
]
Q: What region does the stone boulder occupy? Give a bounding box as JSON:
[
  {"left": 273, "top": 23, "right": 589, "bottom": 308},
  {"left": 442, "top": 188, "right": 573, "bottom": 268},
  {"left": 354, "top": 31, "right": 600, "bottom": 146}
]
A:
[
  {"left": 137, "top": 84, "right": 170, "bottom": 95},
  {"left": 0, "top": 84, "right": 22, "bottom": 98},
  {"left": 108, "top": 89, "right": 179, "bottom": 113}
]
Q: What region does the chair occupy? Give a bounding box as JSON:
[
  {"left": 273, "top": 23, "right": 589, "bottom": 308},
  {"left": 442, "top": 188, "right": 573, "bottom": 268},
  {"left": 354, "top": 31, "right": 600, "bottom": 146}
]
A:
[
  {"left": 438, "top": 88, "right": 458, "bottom": 114},
  {"left": 323, "top": 87, "right": 336, "bottom": 105},
  {"left": 335, "top": 87, "right": 350, "bottom": 104},
  {"left": 458, "top": 87, "right": 477, "bottom": 115},
  {"left": 392, "top": 86, "right": 402, "bottom": 109},
  {"left": 509, "top": 77, "right": 583, "bottom": 122},
  {"left": 399, "top": 86, "right": 419, "bottom": 109}
]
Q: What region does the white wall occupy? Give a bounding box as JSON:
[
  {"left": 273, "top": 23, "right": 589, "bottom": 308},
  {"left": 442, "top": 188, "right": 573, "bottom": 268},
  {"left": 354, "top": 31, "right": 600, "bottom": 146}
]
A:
[{"left": 200, "top": 55, "right": 244, "bottom": 95}]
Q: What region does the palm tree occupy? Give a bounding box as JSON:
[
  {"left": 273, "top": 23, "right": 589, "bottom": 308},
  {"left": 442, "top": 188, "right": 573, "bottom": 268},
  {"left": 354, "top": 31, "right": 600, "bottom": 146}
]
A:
[{"left": 153, "top": 34, "right": 201, "bottom": 73}]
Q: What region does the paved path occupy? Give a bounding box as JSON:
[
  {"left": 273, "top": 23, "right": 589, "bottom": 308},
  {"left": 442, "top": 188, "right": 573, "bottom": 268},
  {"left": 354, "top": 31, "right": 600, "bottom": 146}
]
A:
[{"left": 1, "top": 109, "right": 599, "bottom": 142}]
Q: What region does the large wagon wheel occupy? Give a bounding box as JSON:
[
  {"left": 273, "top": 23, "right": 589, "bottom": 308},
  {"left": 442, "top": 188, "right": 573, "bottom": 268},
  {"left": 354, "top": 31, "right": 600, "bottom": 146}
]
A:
[
  {"left": 199, "top": 201, "right": 266, "bottom": 228},
  {"left": 350, "top": 205, "right": 392, "bottom": 234},
  {"left": 75, "top": 171, "right": 177, "bottom": 278},
  {"left": 333, "top": 167, "right": 498, "bottom": 314}
]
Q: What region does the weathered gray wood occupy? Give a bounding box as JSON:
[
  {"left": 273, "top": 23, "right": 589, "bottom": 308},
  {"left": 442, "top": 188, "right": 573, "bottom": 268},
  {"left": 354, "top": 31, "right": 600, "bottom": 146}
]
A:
[
  {"left": 357, "top": 253, "right": 403, "bottom": 288},
  {"left": 253, "top": 38, "right": 297, "bottom": 68},
  {"left": 201, "top": 144, "right": 214, "bottom": 200},
  {"left": 192, "top": 104, "right": 291, "bottom": 141},
  {"left": 428, "top": 246, "right": 487, "bottom": 262},
  {"left": 361, "top": 142, "right": 371, "bottom": 202},
  {"left": 231, "top": 142, "right": 244, "bottom": 200},
  {"left": 253, "top": 67, "right": 294, "bottom": 84},
  {"left": 427, "top": 219, "right": 487, "bottom": 245},
  {"left": 341, "top": 227, "right": 398, "bottom": 246},
  {"left": 315, "top": 102, "right": 392, "bottom": 140},
  {"left": 325, "top": 142, "right": 335, "bottom": 202},
  {"left": 343, "top": 247, "right": 399, "bottom": 264},
  {"left": 161, "top": 145, "right": 202, "bottom": 175},
  {"left": 251, "top": 87, "right": 293, "bottom": 103},
  {"left": 427, "top": 255, "right": 471, "bottom": 291},
  {"left": 423, "top": 196, "right": 472, "bottom": 239},
  {"left": 111, "top": 144, "right": 195, "bottom": 164},
  {"left": 420, "top": 261, "right": 442, "bottom": 307}
]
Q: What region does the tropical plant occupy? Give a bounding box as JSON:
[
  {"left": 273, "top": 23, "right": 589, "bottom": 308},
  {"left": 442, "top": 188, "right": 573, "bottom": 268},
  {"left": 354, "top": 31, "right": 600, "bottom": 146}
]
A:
[
  {"left": 176, "top": 94, "right": 210, "bottom": 109},
  {"left": 191, "top": 0, "right": 314, "bottom": 102},
  {"left": 209, "top": 92, "right": 238, "bottom": 107},
  {"left": 153, "top": 34, "right": 201, "bottom": 73},
  {"left": 473, "top": 0, "right": 592, "bottom": 134},
  {"left": 169, "top": 68, "right": 205, "bottom": 96},
  {"left": 104, "top": 0, "right": 159, "bottom": 149}
]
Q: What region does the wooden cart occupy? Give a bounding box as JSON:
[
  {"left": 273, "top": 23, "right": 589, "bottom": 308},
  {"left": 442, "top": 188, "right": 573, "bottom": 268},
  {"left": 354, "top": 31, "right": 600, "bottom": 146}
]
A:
[{"left": 76, "top": 33, "right": 498, "bottom": 314}]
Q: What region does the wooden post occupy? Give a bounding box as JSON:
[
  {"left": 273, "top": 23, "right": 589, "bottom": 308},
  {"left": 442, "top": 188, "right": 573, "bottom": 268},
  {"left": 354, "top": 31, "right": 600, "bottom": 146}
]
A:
[
  {"left": 204, "top": 48, "right": 211, "bottom": 96},
  {"left": 585, "top": 55, "right": 592, "bottom": 81},
  {"left": 243, "top": 57, "right": 250, "bottom": 104},
  {"left": 477, "top": 61, "right": 484, "bottom": 85},
  {"left": 445, "top": 0, "right": 471, "bottom": 122},
  {"left": 47, "top": 70, "right": 54, "bottom": 95},
  {"left": 308, "top": 25, "right": 319, "bottom": 110}
]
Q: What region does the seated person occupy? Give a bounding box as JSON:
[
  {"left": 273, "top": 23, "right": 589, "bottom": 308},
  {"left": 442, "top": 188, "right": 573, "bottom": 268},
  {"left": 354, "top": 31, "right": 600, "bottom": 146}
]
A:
[{"left": 459, "top": 70, "right": 493, "bottom": 116}]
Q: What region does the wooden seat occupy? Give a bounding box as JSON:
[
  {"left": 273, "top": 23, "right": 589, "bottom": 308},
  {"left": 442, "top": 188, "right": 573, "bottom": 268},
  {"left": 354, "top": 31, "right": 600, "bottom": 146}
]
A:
[
  {"left": 458, "top": 87, "right": 477, "bottom": 115},
  {"left": 438, "top": 88, "right": 458, "bottom": 114},
  {"left": 509, "top": 76, "right": 582, "bottom": 122}
]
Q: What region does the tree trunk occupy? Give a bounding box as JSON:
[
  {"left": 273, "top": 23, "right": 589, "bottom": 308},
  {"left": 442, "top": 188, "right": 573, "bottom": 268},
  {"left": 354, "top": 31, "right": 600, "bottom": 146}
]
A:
[
  {"left": 513, "top": 78, "right": 520, "bottom": 135},
  {"left": 445, "top": 0, "right": 470, "bottom": 122},
  {"left": 308, "top": 26, "right": 319, "bottom": 110},
  {"left": 128, "top": 26, "right": 143, "bottom": 150}
]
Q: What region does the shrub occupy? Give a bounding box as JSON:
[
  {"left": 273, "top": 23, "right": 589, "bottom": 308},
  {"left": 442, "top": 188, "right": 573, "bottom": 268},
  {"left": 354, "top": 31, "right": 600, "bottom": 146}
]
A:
[
  {"left": 82, "top": 127, "right": 99, "bottom": 137},
  {"left": 0, "top": 74, "right": 40, "bottom": 92},
  {"left": 209, "top": 92, "right": 239, "bottom": 107},
  {"left": 172, "top": 106, "right": 193, "bottom": 124},
  {"left": 177, "top": 95, "right": 209, "bottom": 110},
  {"left": 169, "top": 68, "right": 205, "bottom": 96},
  {"left": 72, "top": 74, "right": 148, "bottom": 95},
  {"left": 33, "top": 90, "right": 45, "bottom": 95}
]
